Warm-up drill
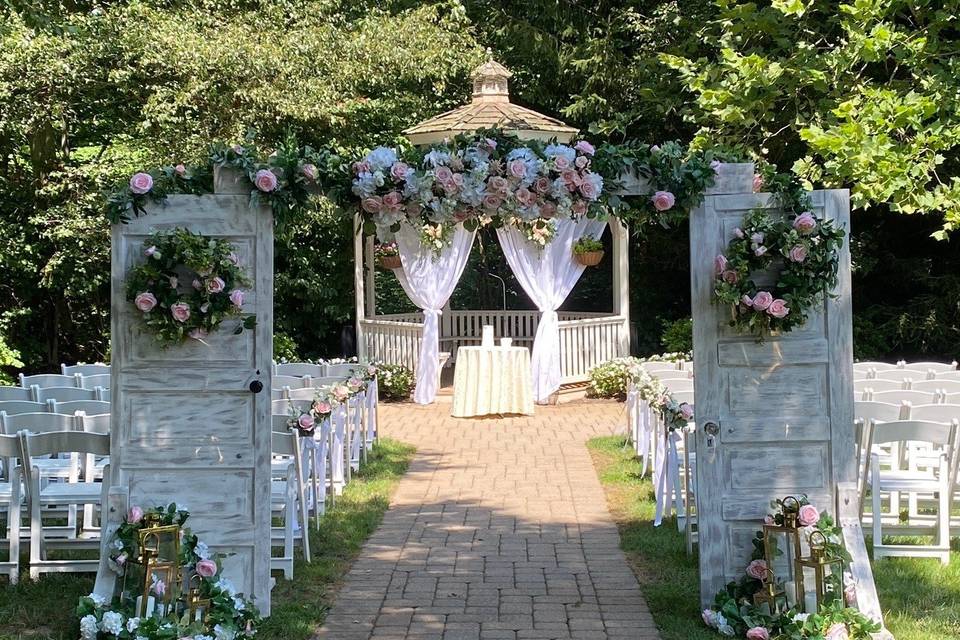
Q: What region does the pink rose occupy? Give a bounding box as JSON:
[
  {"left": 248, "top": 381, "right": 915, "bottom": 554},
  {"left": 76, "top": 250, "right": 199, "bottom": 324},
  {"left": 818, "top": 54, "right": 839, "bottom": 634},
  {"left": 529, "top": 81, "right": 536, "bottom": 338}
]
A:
[
  {"left": 441, "top": 180, "right": 458, "bottom": 195},
  {"left": 571, "top": 199, "right": 588, "bottom": 216},
  {"left": 514, "top": 187, "right": 535, "bottom": 207},
  {"left": 129, "top": 172, "right": 154, "bottom": 195},
  {"left": 741, "top": 294, "right": 753, "bottom": 307},
  {"left": 650, "top": 144, "right": 660, "bottom": 153},
  {"left": 751, "top": 291, "right": 773, "bottom": 311},
  {"left": 844, "top": 582, "right": 857, "bottom": 606},
  {"left": 115, "top": 552, "right": 127, "bottom": 567},
  {"left": 206, "top": 277, "right": 225, "bottom": 294},
  {"left": 714, "top": 254, "right": 728, "bottom": 275},
  {"left": 752, "top": 173, "right": 764, "bottom": 193},
  {"left": 575, "top": 140, "right": 595, "bottom": 156},
  {"left": 539, "top": 202, "right": 557, "bottom": 219},
  {"left": 152, "top": 578, "right": 166, "bottom": 597},
  {"left": 746, "top": 627, "right": 770, "bottom": 640},
  {"left": 745, "top": 559, "right": 768, "bottom": 581},
  {"left": 788, "top": 245, "right": 807, "bottom": 262},
  {"left": 793, "top": 212, "right": 817, "bottom": 234},
  {"left": 825, "top": 623, "right": 849, "bottom": 640},
  {"left": 389, "top": 162, "right": 409, "bottom": 182},
  {"left": 297, "top": 413, "right": 315, "bottom": 432},
  {"left": 144, "top": 245, "right": 158, "bottom": 258},
  {"left": 733, "top": 227, "right": 745, "bottom": 239},
  {"left": 533, "top": 176, "right": 552, "bottom": 193},
  {"left": 352, "top": 160, "right": 371, "bottom": 175},
  {"left": 679, "top": 403, "right": 694, "bottom": 421},
  {"left": 554, "top": 155, "right": 570, "bottom": 170},
  {"left": 171, "top": 302, "right": 191, "bottom": 323},
  {"left": 254, "top": 169, "right": 278, "bottom": 192},
  {"left": 768, "top": 299, "right": 789, "bottom": 318},
  {"left": 229, "top": 289, "right": 244, "bottom": 308},
  {"left": 651, "top": 191, "right": 675, "bottom": 211},
  {"left": 301, "top": 163, "right": 318, "bottom": 181},
  {"left": 188, "top": 328, "right": 207, "bottom": 341},
  {"left": 487, "top": 176, "right": 509, "bottom": 194},
  {"left": 575, "top": 155, "right": 589, "bottom": 169},
  {"left": 482, "top": 193, "right": 503, "bottom": 210},
  {"left": 314, "top": 400, "right": 332, "bottom": 415},
  {"left": 382, "top": 191, "right": 402, "bottom": 208},
  {"left": 128, "top": 506, "right": 144, "bottom": 523},
  {"left": 434, "top": 166, "right": 453, "bottom": 183},
  {"left": 579, "top": 180, "right": 598, "bottom": 200},
  {"left": 508, "top": 159, "right": 527, "bottom": 178},
  {"left": 174, "top": 163, "right": 187, "bottom": 176},
  {"left": 797, "top": 503, "right": 820, "bottom": 526},
  {"left": 701, "top": 609, "right": 717, "bottom": 628},
  {"left": 196, "top": 559, "right": 217, "bottom": 578},
  {"left": 361, "top": 196, "right": 382, "bottom": 214},
  {"left": 561, "top": 169, "right": 581, "bottom": 187},
  {"left": 722, "top": 270, "right": 738, "bottom": 284},
  {"left": 134, "top": 292, "right": 157, "bottom": 313}
]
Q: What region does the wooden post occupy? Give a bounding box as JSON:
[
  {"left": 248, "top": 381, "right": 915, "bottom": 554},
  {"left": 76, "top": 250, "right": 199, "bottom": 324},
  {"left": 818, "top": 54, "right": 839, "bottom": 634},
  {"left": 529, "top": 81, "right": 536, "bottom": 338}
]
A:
[
  {"left": 611, "top": 218, "right": 630, "bottom": 356},
  {"left": 365, "top": 235, "right": 376, "bottom": 319},
  {"left": 354, "top": 214, "right": 366, "bottom": 361}
]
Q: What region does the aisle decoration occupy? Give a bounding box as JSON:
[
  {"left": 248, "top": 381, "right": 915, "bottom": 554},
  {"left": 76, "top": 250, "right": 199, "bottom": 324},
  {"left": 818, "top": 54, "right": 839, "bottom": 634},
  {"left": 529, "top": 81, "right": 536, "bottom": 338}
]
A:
[
  {"left": 701, "top": 496, "right": 880, "bottom": 639},
  {"left": 624, "top": 360, "right": 693, "bottom": 431},
  {"left": 125, "top": 228, "right": 255, "bottom": 346},
  {"left": 713, "top": 200, "right": 844, "bottom": 337},
  {"left": 77, "top": 503, "right": 259, "bottom": 640}
]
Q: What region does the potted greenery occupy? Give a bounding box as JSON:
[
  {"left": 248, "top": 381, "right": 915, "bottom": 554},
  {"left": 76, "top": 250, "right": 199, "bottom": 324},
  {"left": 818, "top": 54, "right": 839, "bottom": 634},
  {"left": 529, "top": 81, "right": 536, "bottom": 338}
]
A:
[
  {"left": 573, "top": 236, "right": 604, "bottom": 266},
  {"left": 375, "top": 241, "right": 402, "bottom": 270}
]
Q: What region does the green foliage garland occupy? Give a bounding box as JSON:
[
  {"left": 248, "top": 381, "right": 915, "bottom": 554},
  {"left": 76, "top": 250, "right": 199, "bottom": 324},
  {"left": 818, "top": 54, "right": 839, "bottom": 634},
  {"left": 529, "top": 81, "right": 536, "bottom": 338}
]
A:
[{"left": 125, "top": 229, "right": 255, "bottom": 347}]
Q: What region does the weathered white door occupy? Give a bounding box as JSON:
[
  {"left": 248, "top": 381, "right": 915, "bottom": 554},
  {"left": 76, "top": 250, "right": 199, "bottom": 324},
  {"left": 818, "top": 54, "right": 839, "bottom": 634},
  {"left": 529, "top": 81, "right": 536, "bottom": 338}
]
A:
[
  {"left": 690, "top": 190, "right": 856, "bottom": 603},
  {"left": 104, "top": 195, "right": 273, "bottom": 613}
]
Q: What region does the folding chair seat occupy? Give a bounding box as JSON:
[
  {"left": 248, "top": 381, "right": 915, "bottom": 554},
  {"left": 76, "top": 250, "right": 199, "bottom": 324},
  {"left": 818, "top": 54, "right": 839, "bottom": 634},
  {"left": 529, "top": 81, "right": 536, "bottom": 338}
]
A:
[
  {"left": 62, "top": 364, "right": 109, "bottom": 376},
  {"left": 19, "top": 430, "right": 109, "bottom": 577},
  {"left": 270, "top": 428, "right": 310, "bottom": 579}
]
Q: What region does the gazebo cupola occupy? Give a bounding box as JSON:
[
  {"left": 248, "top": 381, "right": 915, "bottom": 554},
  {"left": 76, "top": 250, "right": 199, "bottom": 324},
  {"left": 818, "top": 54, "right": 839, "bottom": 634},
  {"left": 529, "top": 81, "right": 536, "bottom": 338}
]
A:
[{"left": 403, "top": 58, "right": 578, "bottom": 145}]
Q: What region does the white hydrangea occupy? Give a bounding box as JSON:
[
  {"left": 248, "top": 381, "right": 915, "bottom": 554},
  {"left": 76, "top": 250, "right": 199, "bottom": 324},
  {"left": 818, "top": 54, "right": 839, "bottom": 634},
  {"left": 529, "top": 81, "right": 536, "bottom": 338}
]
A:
[
  {"left": 233, "top": 595, "right": 246, "bottom": 611},
  {"left": 364, "top": 147, "right": 398, "bottom": 172},
  {"left": 214, "top": 624, "right": 238, "bottom": 640},
  {"left": 423, "top": 149, "right": 451, "bottom": 168},
  {"left": 79, "top": 615, "right": 99, "bottom": 640},
  {"left": 194, "top": 541, "right": 210, "bottom": 560},
  {"left": 87, "top": 592, "right": 106, "bottom": 607},
  {"left": 215, "top": 578, "right": 237, "bottom": 596},
  {"left": 352, "top": 171, "right": 384, "bottom": 198},
  {"left": 583, "top": 171, "right": 604, "bottom": 200},
  {"left": 544, "top": 143, "right": 576, "bottom": 164},
  {"left": 100, "top": 610, "right": 124, "bottom": 635},
  {"left": 126, "top": 617, "right": 140, "bottom": 632}
]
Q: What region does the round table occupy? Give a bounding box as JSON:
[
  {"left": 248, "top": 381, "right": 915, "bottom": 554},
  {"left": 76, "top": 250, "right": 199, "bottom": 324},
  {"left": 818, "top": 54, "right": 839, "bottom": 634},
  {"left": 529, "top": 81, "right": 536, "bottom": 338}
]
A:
[{"left": 451, "top": 345, "right": 535, "bottom": 417}]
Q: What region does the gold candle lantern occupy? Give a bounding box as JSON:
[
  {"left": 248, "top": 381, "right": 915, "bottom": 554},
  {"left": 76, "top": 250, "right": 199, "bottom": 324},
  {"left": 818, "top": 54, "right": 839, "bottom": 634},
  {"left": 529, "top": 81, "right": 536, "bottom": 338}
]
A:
[
  {"left": 761, "top": 495, "right": 803, "bottom": 585},
  {"left": 752, "top": 567, "right": 789, "bottom": 616},
  {"left": 794, "top": 530, "right": 844, "bottom": 613},
  {"left": 183, "top": 574, "right": 211, "bottom": 623},
  {"left": 123, "top": 514, "right": 183, "bottom": 618}
]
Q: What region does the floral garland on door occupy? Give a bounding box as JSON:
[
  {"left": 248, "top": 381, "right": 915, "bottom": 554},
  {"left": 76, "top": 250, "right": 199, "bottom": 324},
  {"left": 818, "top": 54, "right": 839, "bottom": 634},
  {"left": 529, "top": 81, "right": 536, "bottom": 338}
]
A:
[
  {"left": 126, "top": 228, "right": 256, "bottom": 346},
  {"left": 713, "top": 207, "right": 844, "bottom": 337}
]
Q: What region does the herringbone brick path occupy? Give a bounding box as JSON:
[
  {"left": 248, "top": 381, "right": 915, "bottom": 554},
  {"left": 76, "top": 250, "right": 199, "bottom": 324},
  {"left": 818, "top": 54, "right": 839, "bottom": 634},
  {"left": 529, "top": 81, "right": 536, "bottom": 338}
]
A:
[{"left": 315, "top": 399, "right": 660, "bottom": 640}]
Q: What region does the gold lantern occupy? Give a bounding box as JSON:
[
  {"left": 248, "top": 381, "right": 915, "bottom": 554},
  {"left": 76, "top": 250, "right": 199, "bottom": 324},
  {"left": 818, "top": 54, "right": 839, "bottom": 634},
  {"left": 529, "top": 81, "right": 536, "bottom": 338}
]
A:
[
  {"left": 794, "top": 530, "right": 844, "bottom": 613},
  {"left": 123, "top": 514, "right": 182, "bottom": 618},
  {"left": 752, "top": 567, "right": 789, "bottom": 616},
  {"left": 761, "top": 495, "right": 803, "bottom": 586},
  {"left": 182, "top": 574, "right": 211, "bottom": 623}
]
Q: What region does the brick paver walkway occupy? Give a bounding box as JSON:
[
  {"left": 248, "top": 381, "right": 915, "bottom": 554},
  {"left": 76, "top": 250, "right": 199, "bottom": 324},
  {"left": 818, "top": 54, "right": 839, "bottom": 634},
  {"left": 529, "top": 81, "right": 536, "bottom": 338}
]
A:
[{"left": 316, "top": 399, "right": 660, "bottom": 640}]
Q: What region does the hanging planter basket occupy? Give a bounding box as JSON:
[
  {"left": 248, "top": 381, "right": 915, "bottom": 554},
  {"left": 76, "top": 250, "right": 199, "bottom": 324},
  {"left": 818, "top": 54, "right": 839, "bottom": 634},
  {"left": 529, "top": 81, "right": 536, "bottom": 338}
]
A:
[
  {"left": 574, "top": 250, "right": 604, "bottom": 267},
  {"left": 378, "top": 255, "right": 402, "bottom": 270}
]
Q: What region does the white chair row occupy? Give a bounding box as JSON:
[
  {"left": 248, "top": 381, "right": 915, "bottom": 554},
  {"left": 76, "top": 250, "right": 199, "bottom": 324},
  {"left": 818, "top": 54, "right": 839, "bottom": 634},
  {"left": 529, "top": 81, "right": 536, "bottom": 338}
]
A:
[
  {"left": 17, "top": 372, "right": 111, "bottom": 391},
  {"left": 0, "top": 400, "right": 110, "bottom": 417},
  {"left": 857, "top": 387, "right": 960, "bottom": 404},
  {"left": 854, "top": 360, "right": 957, "bottom": 373},
  {"left": 854, "top": 378, "right": 960, "bottom": 395},
  {"left": 0, "top": 385, "right": 109, "bottom": 403}
]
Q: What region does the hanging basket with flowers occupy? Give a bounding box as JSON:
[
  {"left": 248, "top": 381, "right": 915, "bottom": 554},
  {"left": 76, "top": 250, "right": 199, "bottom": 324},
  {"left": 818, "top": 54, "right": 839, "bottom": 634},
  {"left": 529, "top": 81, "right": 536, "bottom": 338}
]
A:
[
  {"left": 374, "top": 241, "right": 402, "bottom": 270},
  {"left": 573, "top": 236, "right": 605, "bottom": 266}
]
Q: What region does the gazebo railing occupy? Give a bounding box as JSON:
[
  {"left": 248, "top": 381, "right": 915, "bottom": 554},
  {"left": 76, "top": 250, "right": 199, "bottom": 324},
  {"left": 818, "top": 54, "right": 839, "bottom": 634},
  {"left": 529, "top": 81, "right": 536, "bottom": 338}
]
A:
[
  {"left": 359, "top": 317, "right": 424, "bottom": 372},
  {"left": 558, "top": 314, "right": 627, "bottom": 382}
]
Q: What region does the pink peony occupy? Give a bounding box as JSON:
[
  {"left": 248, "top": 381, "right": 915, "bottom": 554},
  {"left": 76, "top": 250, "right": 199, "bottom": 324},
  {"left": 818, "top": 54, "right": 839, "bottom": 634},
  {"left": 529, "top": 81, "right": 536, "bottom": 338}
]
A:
[
  {"left": 434, "top": 166, "right": 453, "bottom": 183},
  {"left": 361, "top": 196, "right": 382, "bottom": 214},
  {"left": 487, "top": 176, "right": 509, "bottom": 194},
  {"left": 746, "top": 627, "right": 770, "bottom": 640},
  {"left": 297, "top": 413, "right": 315, "bottom": 432},
  {"left": 174, "top": 164, "right": 187, "bottom": 176},
  {"left": 714, "top": 254, "right": 728, "bottom": 275},
  {"left": 797, "top": 503, "right": 820, "bottom": 526},
  {"left": 314, "top": 400, "right": 332, "bottom": 415},
  {"left": 793, "top": 212, "right": 817, "bottom": 234},
  {"left": 575, "top": 140, "right": 596, "bottom": 156},
  {"left": 129, "top": 172, "right": 154, "bottom": 195},
  {"left": 540, "top": 202, "right": 557, "bottom": 219},
  {"left": 301, "top": 163, "right": 318, "bottom": 181},
  {"left": 768, "top": 298, "right": 789, "bottom": 318},
  {"left": 254, "top": 169, "right": 278, "bottom": 193},
  {"left": 482, "top": 193, "right": 503, "bottom": 210},
  {"left": 229, "top": 289, "right": 244, "bottom": 308},
  {"left": 171, "top": 302, "right": 191, "bottom": 323},
  {"left": 651, "top": 190, "right": 675, "bottom": 211},
  {"left": 206, "top": 277, "right": 225, "bottom": 294},
  {"left": 554, "top": 155, "right": 570, "bottom": 170},
  {"left": 722, "top": 270, "right": 739, "bottom": 284},
  {"left": 508, "top": 159, "right": 527, "bottom": 178},
  {"left": 579, "top": 180, "right": 599, "bottom": 200},
  {"left": 134, "top": 292, "right": 157, "bottom": 313},
  {"left": 534, "top": 176, "right": 552, "bottom": 193},
  {"left": 196, "top": 559, "right": 217, "bottom": 578},
  {"left": 745, "top": 559, "right": 768, "bottom": 581},
  {"left": 127, "top": 506, "right": 144, "bottom": 523},
  {"left": 751, "top": 291, "right": 773, "bottom": 311},
  {"left": 788, "top": 245, "right": 808, "bottom": 262},
  {"left": 752, "top": 173, "right": 764, "bottom": 193},
  {"left": 825, "top": 623, "right": 849, "bottom": 640}
]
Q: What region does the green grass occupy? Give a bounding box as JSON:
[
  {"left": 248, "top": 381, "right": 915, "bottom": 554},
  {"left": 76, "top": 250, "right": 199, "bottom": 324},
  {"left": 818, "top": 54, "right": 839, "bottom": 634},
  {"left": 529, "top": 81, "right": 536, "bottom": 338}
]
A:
[
  {"left": 587, "top": 435, "right": 960, "bottom": 640},
  {"left": 0, "top": 438, "right": 414, "bottom": 640}
]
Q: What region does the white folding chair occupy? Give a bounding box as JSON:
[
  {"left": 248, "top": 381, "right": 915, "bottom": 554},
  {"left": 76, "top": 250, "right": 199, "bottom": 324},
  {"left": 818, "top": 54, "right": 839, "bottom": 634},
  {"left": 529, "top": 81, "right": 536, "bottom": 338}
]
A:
[
  {"left": 365, "top": 375, "right": 379, "bottom": 447},
  {"left": 270, "top": 428, "right": 310, "bottom": 579},
  {"left": 869, "top": 390, "right": 939, "bottom": 405},
  {"left": 0, "top": 387, "right": 32, "bottom": 402},
  {"left": 62, "top": 364, "right": 109, "bottom": 376},
  {"left": 854, "top": 362, "right": 897, "bottom": 379},
  {"left": 0, "top": 433, "right": 22, "bottom": 583},
  {"left": 906, "top": 361, "right": 958, "bottom": 373},
  {"left": 913, "top": 380, "right": 960, "bottom": 396},
  {"left": 642, "top": 361, "right": 680, "bottom": 373},
  {"left": 662, "top": 378, "right": 694, "bottom": 393},
  {"left": 275, "top": 363, "right": 327, "bottom": 378},
  {"left": 936, "top": 371, "right": 960, "bottom": 381},
  {"left": 77, "top": 374, "right": 110, "bottom": 391},
  {"left": 854, "top": 379, "right": 905, "bottom": 395},
  {"left": 20, "top": 374, "right": 78, "bottom": 390},
  {"left": 286, "top": 387, "right": 318, "bottom": 402},
  {"left": 49, "top": 400, "right": 110, "bottom": 416},
  {"left": 33, "top": 387, "right": 98, "bottom": 403},
  {"left": 854, "top": 401, "right": 905, "bottom": 515},
  {"left": 945, "top": 392, "right": 960, "bottom": 405},
  {"left": 872, "top": 369, "right": 933, "bottom": 383},
  {"left": 19, "top": 430, "right": 110, "bottom": 577},
  {"left": 273, "top": 375, "right": 308, "bottom": 391},
  {"left": 651, "top": 370, "right": 691, "bottom": 381},
  {"left": 867, "top": 420, "right": 958, "bottom": 564},
  {"left": 0, "top": 401, "right": 47, "bottom": 416},
  {"left": 325, "top": 363, "right": 359, "bottom": 378}
]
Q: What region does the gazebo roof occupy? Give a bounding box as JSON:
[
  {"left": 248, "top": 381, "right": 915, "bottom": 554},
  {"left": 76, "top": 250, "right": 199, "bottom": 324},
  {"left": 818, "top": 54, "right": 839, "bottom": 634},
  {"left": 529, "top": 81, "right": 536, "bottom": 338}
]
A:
[{"left": 403, "top": 58, "right": 578, "bottom": 146}]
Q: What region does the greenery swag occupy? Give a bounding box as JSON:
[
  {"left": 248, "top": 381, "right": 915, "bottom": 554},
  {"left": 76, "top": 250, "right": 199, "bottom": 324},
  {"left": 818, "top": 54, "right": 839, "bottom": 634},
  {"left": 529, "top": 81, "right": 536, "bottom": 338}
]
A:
[{"left": 125, "top": 229, "right": 255, "bottom": 347}]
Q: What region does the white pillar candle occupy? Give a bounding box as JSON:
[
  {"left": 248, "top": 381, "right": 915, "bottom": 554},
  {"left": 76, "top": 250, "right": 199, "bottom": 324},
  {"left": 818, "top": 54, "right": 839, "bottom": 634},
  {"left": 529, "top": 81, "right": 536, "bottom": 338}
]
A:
[
  {"left": 784, "top": 582, "right": 797, "bottom": 607},
  {"left": 481, "top": 325, "right": 494, "bottom": 347},
  {"left": 804, "top": 590, "right": 818, "bottom": 614},
  {"left": 135, "top": 595, "right": 155, "bottom": 617}
]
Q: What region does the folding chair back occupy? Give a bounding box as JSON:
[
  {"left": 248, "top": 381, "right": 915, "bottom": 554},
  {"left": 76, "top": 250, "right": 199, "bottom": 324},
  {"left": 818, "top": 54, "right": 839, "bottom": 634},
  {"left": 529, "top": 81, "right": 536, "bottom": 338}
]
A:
[
  {"left": 642, "top": 361, "right": 680, "bottom": 373},
  {"left": 272, "top": 399, "right": 314, "bottom": 416},
  {"left": 908, "top": 404, "right": 960, "bottom": 424},
  {"left": 273, "top": 375, "right": 307, "bottom": 390},
  {"left": 275, "top": 363, "right": 327, "bottom": 378},
  {"left": 652, "top": 370, "right": 691, "bottom": 381},
  {"left": 912, "top": 380, "right": 960, "bottom": 395},
  {"left": 872, "top": 368, "right": 932, "bottom": 383},
  {"left": 0, "top": 401, "right": 47, "bottom": 415},
  {"left": 78, "top": 374, "right": 110, "bottom": 390},
  {"left": 855, "top": 401, "right": 905, "bottom": 424},
  {"left": 303, "top": 376, "right": 344, "bottom": 388},
  {"left": 78, "top": 413, "right": 111, "bottom": 435},
  {"left": 20, "top": 374, "right": 78, "bottom": 389},
  {"left": 50, "top": 400, "right": 110, "bottom": 416},
  {"left": 62, "top": 364, "right": 109, "bottom": 376},
  {"left": 907, "top": 361, "right": 958, "bottom": 373},
  {"left": 325, "top": 363, "right": 358, "bottom": 378},
  {"left": 286, "top": 387, "right": 318, "bottom": 401},
  {"left": 662, "top": 378, "right": 694, "bottom": 393},
  {"left": 870, "top": 390, "right": 938, "bottom": 406},
  {"left": 854, "top": 379, "right": 904, "bottom": 394},
  {"left": 34, "top": 386, "right": 98, "bottom": 403},
  {"left": 0, "top": 387, "right": 33, "bottom": 401},
  {"left": 670, "top": 390, "right": 695, "bottom": 407},
  {"left": 1, "top": 412, "right": 76, "bottom": 435}
]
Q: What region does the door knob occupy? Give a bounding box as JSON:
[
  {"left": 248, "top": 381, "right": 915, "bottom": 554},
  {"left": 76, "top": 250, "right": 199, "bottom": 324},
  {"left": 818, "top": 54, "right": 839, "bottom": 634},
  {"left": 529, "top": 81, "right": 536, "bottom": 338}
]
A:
[
  {"left": 249, "top": 380, "right": 264, "bottom": 394},
  {"left": 703, "top": 421, "right": 720, "bottom": 436}
]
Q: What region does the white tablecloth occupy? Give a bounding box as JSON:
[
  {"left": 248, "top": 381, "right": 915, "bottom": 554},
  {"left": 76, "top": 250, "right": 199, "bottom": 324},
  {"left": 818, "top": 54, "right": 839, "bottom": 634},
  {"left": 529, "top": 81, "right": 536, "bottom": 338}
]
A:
[{"left": 452, "top": 346, "right": 535, "bottom": 417}]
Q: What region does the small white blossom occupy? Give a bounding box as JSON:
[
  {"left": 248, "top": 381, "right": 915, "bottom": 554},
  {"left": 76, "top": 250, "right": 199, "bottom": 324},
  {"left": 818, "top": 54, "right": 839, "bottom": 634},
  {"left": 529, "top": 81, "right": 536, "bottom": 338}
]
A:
[
  {"left": 79, "top": 615, "right": 99, "bottom": 640},
  {"left": 126, "top": 617, "right": 140, "bottom": 632},
  {"left": 364, "top": 147, "right": 398, "bottom": 172},
  {"left": 87, "top": 592, "right": 106, "bottom": 607},
  {"left": 195, "top": 541, "right": 211, "bottom": 560},
  {"left": 100, "top": 610, "right": 124, "bottom": 635}
]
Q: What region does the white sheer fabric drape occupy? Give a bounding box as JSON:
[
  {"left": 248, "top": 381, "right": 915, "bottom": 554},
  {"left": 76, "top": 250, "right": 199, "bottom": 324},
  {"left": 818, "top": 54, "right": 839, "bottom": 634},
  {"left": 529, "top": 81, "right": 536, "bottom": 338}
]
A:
[
  {"left": 394, "top": 222, "right": 476, "bottom": 404},
  {"left": 496, "top": 218, "right": 607, "bottom": 402}
]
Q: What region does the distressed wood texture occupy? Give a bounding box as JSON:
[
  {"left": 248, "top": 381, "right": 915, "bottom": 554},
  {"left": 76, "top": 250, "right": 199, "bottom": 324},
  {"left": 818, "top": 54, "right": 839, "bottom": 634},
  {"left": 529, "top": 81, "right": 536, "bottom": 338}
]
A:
[
  {"left": 691, "top": 190, "right": 883, "bottom": 627},
  {"left": 100, "top": 195, "right": 274, "bottom": 614}
]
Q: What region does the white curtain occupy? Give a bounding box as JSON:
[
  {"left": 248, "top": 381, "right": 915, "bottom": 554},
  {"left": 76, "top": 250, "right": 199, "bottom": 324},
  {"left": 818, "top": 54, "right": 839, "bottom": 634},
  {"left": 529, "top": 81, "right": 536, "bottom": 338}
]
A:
[
  {"left": 394, "top": 222, "right": 475, "bottom": 404},
  {"left": 496, "top": 217, "right": 608, "bottom": 402}
]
